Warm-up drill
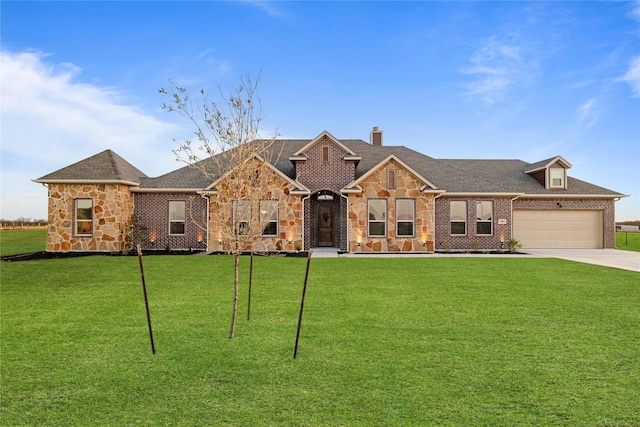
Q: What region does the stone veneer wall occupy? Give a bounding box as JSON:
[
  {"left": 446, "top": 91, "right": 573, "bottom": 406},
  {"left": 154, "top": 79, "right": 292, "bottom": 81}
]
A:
[
  {"left": 348, "top": 159, "right": 435, "bottom": 252},
  {"left": 46, "top": 183, "right": 134, "bottom": 252},
  {"left": 434, "top": 196, "right": 513, "bottom": 251},
  {"left": 207, "top": 162, "right": 303, "bottom": 252},
  {"left": 513, "top": 198, "right": 616, "bottom": 249},
  {"left": 133, "top": 193, "right": 208, "bottom": 250}
]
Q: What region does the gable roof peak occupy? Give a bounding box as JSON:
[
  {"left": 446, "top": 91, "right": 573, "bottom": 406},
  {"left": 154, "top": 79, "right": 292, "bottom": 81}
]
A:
[
  {"left": 291, "top": 130, "right": 358, "bottom": 157},
  {"left": 525, "top": 155, "right": 572, "bottom": 173},
  {"left": 34, "top": 149, "right": 147, "bottom": 185}
]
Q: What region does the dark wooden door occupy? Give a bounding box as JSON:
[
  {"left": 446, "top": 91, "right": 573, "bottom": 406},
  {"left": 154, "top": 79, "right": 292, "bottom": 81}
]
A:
[{"left": 317, "top": 203, "right": 334, "bottom": 247}]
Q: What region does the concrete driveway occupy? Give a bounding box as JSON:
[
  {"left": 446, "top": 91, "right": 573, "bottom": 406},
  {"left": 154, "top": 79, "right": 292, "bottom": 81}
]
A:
[{"left": 522, "top": 249, "right": 640, "bottom": 272}]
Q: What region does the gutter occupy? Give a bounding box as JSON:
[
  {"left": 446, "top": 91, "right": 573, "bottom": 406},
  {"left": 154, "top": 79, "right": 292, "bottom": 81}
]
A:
[{"left": 32, "top": 179, "right": 141, "bottom": 186}]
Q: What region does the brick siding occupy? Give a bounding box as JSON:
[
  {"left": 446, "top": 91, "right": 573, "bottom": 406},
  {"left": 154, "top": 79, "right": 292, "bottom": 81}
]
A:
[
  {"left": 435, "top": 196, "right": 513, "bottom": 251},
  {"left": 134, "top": 193, "right": 207, "bottom": 250}
]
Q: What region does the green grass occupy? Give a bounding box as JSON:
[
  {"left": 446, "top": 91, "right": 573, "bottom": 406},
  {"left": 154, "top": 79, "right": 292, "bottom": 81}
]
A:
[
  {"left": 2, "top": 254, "right": 639, "bottom": 426},
  {"left": 617, "top": 231, "right": 640, "bottom": 252},
  {"left": 0, "top": 229, "right": 47, "bottom": 256}
]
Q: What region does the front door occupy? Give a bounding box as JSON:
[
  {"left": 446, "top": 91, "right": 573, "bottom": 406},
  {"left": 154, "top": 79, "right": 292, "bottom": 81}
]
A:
[{"left": 317, "top": 202, "right": 334, "bottom": 247}]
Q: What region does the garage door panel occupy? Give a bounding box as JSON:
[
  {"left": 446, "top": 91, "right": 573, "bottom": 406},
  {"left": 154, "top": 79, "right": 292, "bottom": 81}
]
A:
[{"left": 513, "top": 210, "right": 602, "bottom": 249}]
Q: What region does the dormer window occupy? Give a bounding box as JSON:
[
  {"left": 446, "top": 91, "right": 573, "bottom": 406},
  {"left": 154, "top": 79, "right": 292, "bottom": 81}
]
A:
[
  {"left": 525, "top": 156, "right": 571, "bottom": 190},
  {"left": 550, "top": 167, "right": 565, "bottom": 189}
]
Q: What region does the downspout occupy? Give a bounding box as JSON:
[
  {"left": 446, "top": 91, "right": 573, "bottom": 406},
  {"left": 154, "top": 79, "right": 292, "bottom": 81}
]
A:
[
  {"left": 340, "top": 192, "right": 349, "bottom": 253},
  {"left": 301, "top": 193, "right": 311, "bottom": 252},
  {"left": 433, "top": 192, "right": 444, "bottom": 251},
  {"left": 510, "top": 195, "right": 520, "bottom": 241},
  {"left": 198, "top": 192, "right": 210, "bottom": 252}
]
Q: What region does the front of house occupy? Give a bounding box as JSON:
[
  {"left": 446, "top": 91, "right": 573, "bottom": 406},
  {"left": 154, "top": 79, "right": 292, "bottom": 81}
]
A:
[{"left": 34, "top": 129, "right": 625, "bottom": 253}]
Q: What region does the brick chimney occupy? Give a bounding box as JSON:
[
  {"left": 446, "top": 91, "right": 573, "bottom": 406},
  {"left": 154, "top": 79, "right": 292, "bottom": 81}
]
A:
[{"left": 370, "top": 126, "right": 383, "bottom": 146}]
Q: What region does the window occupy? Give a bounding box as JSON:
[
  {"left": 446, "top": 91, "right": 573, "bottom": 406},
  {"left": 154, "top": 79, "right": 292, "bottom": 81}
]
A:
[
  {"left": 75, "top": 199, "right": 93, "bottom": 236},
  {"left": 550, "top": 168, "right": 564, "bottom": 188},
  {"left": 322, "top": 146, "right": 329, "bottom": 163},
  {"left": 387, "top": 169, "right": 397, "bottom": 189},
  {"left": 169, "top": 201, "right": 186, "bottom": 235},
  {"left": 396, "top": 199, "right": 415, "bottom": 236},
  {"left": 476, "top": 201, "right": 493, "bottom": 235},
  {"left": 260, "top": 200, "right": 278, "bottom": 236},
  {"left": 233, "top": 200, "right": 251, "bottom": 235},
  {"left": 368, "top": 199, "right": 387, "bottom": 237},
  {"left": 317, "top": 190, "right": 334, "bottom": 201},
  {"left": 450, "top": 201, "right": 467, "bottom": 235}
]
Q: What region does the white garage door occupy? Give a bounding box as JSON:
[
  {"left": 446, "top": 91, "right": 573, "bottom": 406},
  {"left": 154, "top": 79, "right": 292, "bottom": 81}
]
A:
[{"left": 513, "top": 210, "right": 602, "bottom": 248}]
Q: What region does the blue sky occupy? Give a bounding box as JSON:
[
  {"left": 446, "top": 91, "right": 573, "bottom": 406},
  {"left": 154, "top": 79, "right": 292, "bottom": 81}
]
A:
[{"left": 1, "top": 1, "right": 639, "bottom": 221}]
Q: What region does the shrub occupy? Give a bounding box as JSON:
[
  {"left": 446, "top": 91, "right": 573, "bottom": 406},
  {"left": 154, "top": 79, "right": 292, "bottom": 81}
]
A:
[{"left": 507, "top": 238, "right": 523, "bottom": 253}]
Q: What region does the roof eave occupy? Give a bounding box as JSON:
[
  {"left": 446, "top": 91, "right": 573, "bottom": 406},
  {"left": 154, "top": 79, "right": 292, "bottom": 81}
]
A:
[
  {"left": 519, "top": 193, "right": 627, "bottom": 199},
  {"left": 131, "top": 188, "right": 202, "bottom": 193},
  {"left": 33, "top": 179, "right": 141, "bottom": 186},
  {"left": 440, "top": 192, "right": 525, "bottom": 197}
]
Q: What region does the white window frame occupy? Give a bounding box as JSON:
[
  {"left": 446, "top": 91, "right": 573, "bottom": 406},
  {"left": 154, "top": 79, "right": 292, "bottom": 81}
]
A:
[
  {"left": 550, "top": 167, "right": 565, "bottom": 189},
  {"left": 75, "top": 199, "right": 93, "bottom": 237},
  {"left": 260, "top": 200, "right": 278, "bottom": 236},
  {"left": 476, "top": 201, "right": 493, "bottom": 236},
  {"left": 233, "top": 200, "right": 251, "bottom": 235},
  {"left": 168, "top": 201, "right": 186, "bottom": 235},
  {"left": 450, "top": 200, "right": 467, "bottom": 236},
  {"left": 396, "top": 199, "right": 415, "bottom": 237},
  {"left": 368, "top": 199, "right": 387, "bottom": 237}
]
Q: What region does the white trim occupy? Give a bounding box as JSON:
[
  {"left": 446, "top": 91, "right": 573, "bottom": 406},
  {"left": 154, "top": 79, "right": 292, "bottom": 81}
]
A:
[
  {"left": 132, "top": 188, "right": 202, "bottom": 193},
  {"left": 519, "top": 194, "right": 627, "bottom": 199},
  {"left": 32, "top": 179, "right": 141, "bottom": 186},
  {"left": 344, "top": 154, "right": 438, "bottom": 191},
  {"left": 204, "top": 154, "right": 310, "bottom": 194},
  {"left": 291, "top": 130, "right": 357, "bottom": 157},
  {"left": 439, "top": 192, "right": 524, "bottom": 197},
  {"left": 524, "top": 156, "right": 572, "bottom": 174}
]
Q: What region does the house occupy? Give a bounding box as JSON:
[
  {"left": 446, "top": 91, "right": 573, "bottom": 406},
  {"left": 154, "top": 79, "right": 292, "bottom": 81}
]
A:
[{"left": 34, "top": 128, "right": 626, "bottom": 253}]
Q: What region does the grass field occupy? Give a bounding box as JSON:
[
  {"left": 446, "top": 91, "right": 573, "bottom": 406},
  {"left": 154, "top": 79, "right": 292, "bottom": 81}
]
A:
[
  {"left": 2, "top": 246, "right": 639, "bottom": 425},
  {"left": 616, "top": 231, "right": 640, "bottom": 252},
  {"left": 0, "top": 229, "right": 47, "bottom": 256}
]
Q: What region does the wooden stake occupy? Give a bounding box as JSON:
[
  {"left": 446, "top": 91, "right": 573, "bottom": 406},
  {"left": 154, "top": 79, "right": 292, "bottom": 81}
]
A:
[
  {"left": 293, "top": 250, "right": 313, "bottom": 359},
  {"left": 137, "top": 244, "right": 156, "bottom": 355},
  {"left": 247, "top": 251, "right": 254, "bottom": 321}
]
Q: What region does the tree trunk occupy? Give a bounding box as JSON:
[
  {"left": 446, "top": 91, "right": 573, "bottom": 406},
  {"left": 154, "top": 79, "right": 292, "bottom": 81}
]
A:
[{"left": 229, "top": 254, "right": 240, "bottom": 339}]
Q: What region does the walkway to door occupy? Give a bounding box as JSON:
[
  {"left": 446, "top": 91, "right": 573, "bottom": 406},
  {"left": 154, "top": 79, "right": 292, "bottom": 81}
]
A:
[{"left": 310, "top": 247, "right": 341, "bottom": 258}]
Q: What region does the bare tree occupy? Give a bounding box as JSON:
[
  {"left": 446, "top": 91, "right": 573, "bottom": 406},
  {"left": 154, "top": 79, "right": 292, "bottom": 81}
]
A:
[{"left": 160, "top": 76, "right": 288, "bottom": 339}]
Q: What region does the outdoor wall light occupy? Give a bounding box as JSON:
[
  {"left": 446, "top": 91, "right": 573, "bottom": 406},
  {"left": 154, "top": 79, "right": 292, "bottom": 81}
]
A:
[
  {"left": 197, "top": 233, "right": 203, "bottom": 243},
  {"left": 149, "top": 230, "right": 157, "bottom": 243}
]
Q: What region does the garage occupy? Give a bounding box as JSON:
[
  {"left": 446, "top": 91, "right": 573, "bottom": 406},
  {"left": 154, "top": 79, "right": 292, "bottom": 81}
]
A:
[{"left": 513, "top": 210, "right": 603, "bottom": 248}]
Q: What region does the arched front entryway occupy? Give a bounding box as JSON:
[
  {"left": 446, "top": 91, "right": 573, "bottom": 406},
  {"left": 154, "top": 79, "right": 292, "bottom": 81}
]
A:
[{"left": 307, "top": 190, "right": 346, "bottom": 250}]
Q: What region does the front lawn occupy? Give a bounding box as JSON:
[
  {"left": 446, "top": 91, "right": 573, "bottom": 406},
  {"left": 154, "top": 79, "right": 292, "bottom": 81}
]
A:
[{"left": 1, "top": 255, "right": 639, "bottom": 426}]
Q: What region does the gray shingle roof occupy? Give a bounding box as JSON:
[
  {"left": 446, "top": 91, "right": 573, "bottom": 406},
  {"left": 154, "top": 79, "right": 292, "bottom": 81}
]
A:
[
  {"left": 34, "top": 149, "right": 147, "bottom": 184},
  {"left": 35, "top": 140, "right": 624, "bottom": 198},
  {"left": 439, "top": 159, "right": 623, "bottom": 195}
]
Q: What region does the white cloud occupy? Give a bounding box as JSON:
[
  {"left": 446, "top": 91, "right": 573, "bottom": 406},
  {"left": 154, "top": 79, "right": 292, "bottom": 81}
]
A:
[
  {"left": 0, "top": 50, "right": 185, "bottom": 220},
  {"left": 461, "top": 35, "right": 533, "bottom": 105},
  {"left": 631, "top": 0, "right": 640, "bottom": 22},
  {"left": 621, "top": 56, "right": 640, "bottom": 98},
  {"left": 575, "top": 98, "right": 600, "bottom": 129}
]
